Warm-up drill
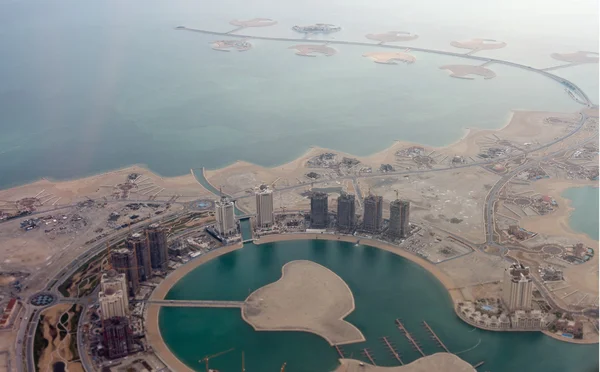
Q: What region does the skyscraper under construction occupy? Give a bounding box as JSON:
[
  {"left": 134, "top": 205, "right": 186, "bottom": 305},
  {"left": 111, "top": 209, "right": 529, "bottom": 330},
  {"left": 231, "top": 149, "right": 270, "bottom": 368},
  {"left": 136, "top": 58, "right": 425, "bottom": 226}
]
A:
[
  {"left": 126, "top": 233, "right": 152, "bottom": 281},
  {"left": 387, "top": 199, "right": 410, "bottom": 239},
  {"left": 310, "top": 192, "right": 329, "bottom": 229},
  {"left": 337, "top": 193, "right": 356, "bottom": 230},
  {"left": 362, "top": 195, "right": 383, "bottom": 233},
  {"left": 147, "top": 223, "right": 168, "bottom": 271},
  {"left": 110, "top": 248, "right": 139, "bottom": 296},
  {"left": 103, "top": 316, "right": 134, "bottom": 359}
]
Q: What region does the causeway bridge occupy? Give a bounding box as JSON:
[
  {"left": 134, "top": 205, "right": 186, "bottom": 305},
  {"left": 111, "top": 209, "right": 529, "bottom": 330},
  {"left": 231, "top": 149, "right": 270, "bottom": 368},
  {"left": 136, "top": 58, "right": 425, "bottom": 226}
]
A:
[
  {"left": 177, "top": 27, "right": 593, "bottom": 107},
  {"left": 146, "top": 299, "right": 244, "bottom": 308}
]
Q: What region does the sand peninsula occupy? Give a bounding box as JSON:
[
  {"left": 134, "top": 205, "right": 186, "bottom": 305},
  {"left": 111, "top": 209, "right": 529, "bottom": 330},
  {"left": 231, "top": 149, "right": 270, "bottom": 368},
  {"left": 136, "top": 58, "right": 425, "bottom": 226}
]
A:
[
  {"left": 288, "top": 44, "right": 337, "bottom": 57},
  {"left": 440, "top": 64, "right": 496, "bottom": 79},
  {"left": 551, "top": 51, "right": 599, "bottom": 64},
  {"left": 337, "top": 353, "right": 475, "bottom": 372},
  {"left": 450, "top": 38, "right": 507, "bottom": 52},
  {"left": 242, "top": 260, "right": 365, "bottom": 346},
  {"left": 365, "top": 31, "right": 419, "bottom": 43},
  {"left": 363, "top": 51, "right": 416, "bottom": 64}
]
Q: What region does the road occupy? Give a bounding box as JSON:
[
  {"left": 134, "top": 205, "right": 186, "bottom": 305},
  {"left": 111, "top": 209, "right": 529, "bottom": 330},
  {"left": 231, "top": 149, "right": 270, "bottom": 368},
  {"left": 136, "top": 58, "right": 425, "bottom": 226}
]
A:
[
  {"left": 482, "top": 112, "right": 597, "bottom": 314},
  {"left": 233, "top": 112, "right": 593, "bottom": 202},
  {"left": 17, "top": 210, "right": 186, "bottom": 372}
]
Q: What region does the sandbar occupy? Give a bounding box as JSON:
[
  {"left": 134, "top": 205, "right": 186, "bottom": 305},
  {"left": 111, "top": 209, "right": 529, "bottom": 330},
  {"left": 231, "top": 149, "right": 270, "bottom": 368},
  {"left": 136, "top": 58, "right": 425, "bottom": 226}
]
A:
[
  {"left": 337, "top": 353, "right": 475, "bottom": 372},
  {"left": 440, "top": 64, "right": 496, "bottom": 79},
  {"left": 451, "top": 38, "right": 507, "bottom": 51},
  {"left": 365, "top": 31, "right": 419, "bottom": 43},
  {"left": 242, "top": 260, "right": 365, "bottom": 345}
]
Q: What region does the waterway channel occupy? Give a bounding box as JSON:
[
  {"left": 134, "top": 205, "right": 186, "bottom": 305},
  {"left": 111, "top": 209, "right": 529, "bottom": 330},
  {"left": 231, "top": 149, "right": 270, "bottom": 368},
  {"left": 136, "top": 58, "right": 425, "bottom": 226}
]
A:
[{"left": 159, "top": 239, "right": 599, "bottom": 372}]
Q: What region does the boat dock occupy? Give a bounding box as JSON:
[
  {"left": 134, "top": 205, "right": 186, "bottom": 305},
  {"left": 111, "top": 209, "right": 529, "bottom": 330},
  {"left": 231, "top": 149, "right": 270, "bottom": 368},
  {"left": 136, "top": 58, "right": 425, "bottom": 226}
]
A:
[
  {"left": 395, "top": 319, "right": 425, "bottom": 357},
  {"left": 474, "top": 361, "right": 485, "bottom": 368},
  {"left": 361, "top": 348, "right": 376, "bottom": 366},
  {"left": 381, "top": 336, "right": 403, "bottom": 365},
  {"left": 422, "top": 320, "right": 450, "bottom": 352}
]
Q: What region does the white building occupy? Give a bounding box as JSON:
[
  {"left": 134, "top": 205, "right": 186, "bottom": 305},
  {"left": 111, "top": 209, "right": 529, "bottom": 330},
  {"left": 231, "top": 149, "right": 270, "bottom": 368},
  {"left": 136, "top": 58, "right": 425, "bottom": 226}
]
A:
[
  {"left": 502, "top": 263, "right": 533, "bottom": 311},
  {"left": 101, "top": 270, "right": 129, "bottom": 311},
  {"left": 255, "top": 186, "right": 274, "bottom": 228},
  {"left": 99, "top": 288, "right": 128, "bottom": 320},
  {"left": 216, "top": 196, "right": 236, "bottom": 236}
]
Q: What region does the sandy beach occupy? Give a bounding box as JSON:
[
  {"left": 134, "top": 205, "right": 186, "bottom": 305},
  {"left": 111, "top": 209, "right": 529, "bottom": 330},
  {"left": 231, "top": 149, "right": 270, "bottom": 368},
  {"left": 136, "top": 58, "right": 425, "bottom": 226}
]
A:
[{"left": 242, "top": 260, "right": 365, "bottom": 346}]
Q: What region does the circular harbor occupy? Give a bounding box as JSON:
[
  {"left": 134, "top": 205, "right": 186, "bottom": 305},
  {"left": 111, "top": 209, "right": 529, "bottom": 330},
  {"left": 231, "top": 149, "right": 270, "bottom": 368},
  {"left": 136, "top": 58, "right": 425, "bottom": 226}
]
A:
[{"left": 153, "top": 239, "right": 599, "bottom": 372}]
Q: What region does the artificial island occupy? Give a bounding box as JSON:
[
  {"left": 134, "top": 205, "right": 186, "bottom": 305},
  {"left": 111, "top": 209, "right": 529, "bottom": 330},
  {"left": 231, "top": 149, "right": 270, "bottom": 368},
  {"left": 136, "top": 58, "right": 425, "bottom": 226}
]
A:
[{"left": 0, "top": 17, "right": 598, "bottom": 372}]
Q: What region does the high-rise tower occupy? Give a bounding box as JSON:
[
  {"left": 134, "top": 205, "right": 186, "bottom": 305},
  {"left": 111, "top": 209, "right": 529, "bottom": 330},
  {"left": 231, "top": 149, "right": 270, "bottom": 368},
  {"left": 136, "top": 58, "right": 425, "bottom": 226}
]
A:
[
  {"left": 310, "top": 192, "right": 329, "bottom": 229},
  {"left": 362, "top": 195, "right": 383, "bottom": 233},
  {"left": 110, "top": 248, "right": 139, "bottom": 296},
  {"left": 387, "top": 199, "right": 410, "bottom": 239},
  {"left": 255, "top": 185, "right": 274, "bottom": 228},
  {"left": 99, "top": 288, "right": 128, "bottom": 320},
  {"left": 103, "top": 317, "right": 134, "bottom": 359},
  {"left": 147, "top": 223, "right": 168, "bottom": 271},
  {"left": 101, "top": 270, "right": 129, "bottom": 310},
  {"left": 215, "top": 196, "right": 237, "bottom": 236},
  {"left": 502, "top": 263, "right": 533, "bottom": 311},
  {"left": 337, "top": 193, "right": 356, "bottom": 230},
  {"left": 126, "top": 233, "right": 152, "bottom": 281}
]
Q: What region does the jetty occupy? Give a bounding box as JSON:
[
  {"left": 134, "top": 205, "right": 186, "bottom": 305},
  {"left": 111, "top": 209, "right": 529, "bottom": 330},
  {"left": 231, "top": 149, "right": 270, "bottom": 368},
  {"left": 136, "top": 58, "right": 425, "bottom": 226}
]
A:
[
  {"left": 422, "top": 320, "right": 450, "bottom": 352},
  {"left": 381, "top": 336, "right": 403, "bottom": 365},
  {"left": 395, "top": 319, "right": 425, "bottom": 357},
  {"left": 361, "top": 348, "right": 376, "bottom": 366}
]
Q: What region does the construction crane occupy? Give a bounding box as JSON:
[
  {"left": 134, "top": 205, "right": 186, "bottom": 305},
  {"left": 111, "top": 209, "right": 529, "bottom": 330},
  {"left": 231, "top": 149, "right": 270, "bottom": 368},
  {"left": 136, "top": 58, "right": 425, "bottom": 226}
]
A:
[
  {"left": 280, "top": 362, "right": 287, "bottom": 372},
  {"left": 199, "top": 348, "right": 234, "bottom": 372}
]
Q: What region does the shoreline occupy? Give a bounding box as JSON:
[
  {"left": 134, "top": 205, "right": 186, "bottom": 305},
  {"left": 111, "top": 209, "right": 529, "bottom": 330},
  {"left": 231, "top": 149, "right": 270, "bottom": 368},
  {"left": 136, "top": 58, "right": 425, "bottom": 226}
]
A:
[
  {"left": 520, "top": 179, "right": 599, "bottom": 247},
  {"left": 240, "top": 260, "right": 366, "bottom": 346},
  {"left": 0, "top": 107, "right": 581, "bottom": 192}
]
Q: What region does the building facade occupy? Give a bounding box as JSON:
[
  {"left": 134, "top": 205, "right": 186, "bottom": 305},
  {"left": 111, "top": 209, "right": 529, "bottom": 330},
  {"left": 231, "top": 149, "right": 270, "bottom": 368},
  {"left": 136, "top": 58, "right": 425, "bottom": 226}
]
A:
[
  {"left": 387, "top": 199, "right": 410, "bottom": 239},
  {"left": 215, "top": 197, "right": 237, "bottom": 236},
  {"left": 362, "top": 195, "right": 383, "bottom": 233},
  {"left": 99, "top": 288, "right": 128, "bottom": 320},
  {"left": 337, "top": 193, "right": 356, "bottom": 230},
  {"left": 502, "top": 263, "right": 533, "bottom": 311},
  {"left": 101, "top": 270, "right": 129, "bottom": 310},
  {"left": 310, "top": 192, "right": 329, "bottom": 229},
  {"left": 110, "top": 248, "right": 139, "bottom": 296},
  {"left": 146, "top": 223, "right": 168, "bottom": 271},
  {"left": 125, "top": 233, "right": 152, "bottom": 281},
  {"left": 255, "top": 186, "right": 274, "bottom": 228},
  {"left": 103, "top": 317, "right": 134, "bottom": 359}
]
